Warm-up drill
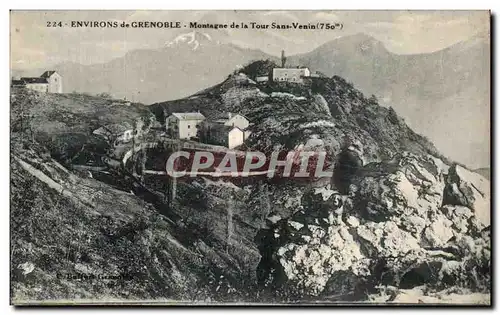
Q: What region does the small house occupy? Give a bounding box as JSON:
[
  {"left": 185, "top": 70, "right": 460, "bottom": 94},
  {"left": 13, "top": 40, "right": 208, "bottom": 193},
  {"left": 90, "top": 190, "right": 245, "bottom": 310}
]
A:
[
  {"left": 200, "top": 112, "right": 250, "bottom": 149},
  {"left": 93, "top": 122, "right": 134, "bottom": 145},
  {"left": 166, "top": 112, "right": 206, "bottom": 140},
  {"left": 205, "top": 125, "right": 245, "bottom": 149},
  {"left": 272, "top": 67, "right": 311, "bottom": 83},
  {"left": 14, "top": 70, "right": 63, "bottom": 93},
  {"left": 41, "top": 71, "right": 63, "bottom": 93}
]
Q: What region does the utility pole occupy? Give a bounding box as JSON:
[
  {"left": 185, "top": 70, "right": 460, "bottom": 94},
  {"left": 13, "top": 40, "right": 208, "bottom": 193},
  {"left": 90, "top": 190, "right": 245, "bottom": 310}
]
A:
[
  {"left": 165, "top": 142, "right": 180, "bottom": 206},
  {"left": 226, "top": 194, "right": 234, "bottom": 254}
]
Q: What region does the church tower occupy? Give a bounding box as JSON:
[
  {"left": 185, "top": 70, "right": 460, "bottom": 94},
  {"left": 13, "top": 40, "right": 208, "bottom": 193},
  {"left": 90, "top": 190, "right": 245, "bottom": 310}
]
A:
[{"left": 281, "top": 50, "right": 287, "bottom": 68}]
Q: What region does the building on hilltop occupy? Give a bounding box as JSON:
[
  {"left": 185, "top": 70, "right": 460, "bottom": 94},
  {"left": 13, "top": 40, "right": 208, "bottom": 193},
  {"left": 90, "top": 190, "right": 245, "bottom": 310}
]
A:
[
  {"left": 19, "top": 77, "right": 49, "bottom": 93},
  {"left": 166, "top": 112, "right": 206, "bottom": 140},
  {"left": 272, "top": 50, "right": 311, "bottom": 83},
  {"left": 11, "top": 70, "right": 63, "bottom": 93},
  {"left": 41, "top": 71, "right": 63, "bottom": 93}
]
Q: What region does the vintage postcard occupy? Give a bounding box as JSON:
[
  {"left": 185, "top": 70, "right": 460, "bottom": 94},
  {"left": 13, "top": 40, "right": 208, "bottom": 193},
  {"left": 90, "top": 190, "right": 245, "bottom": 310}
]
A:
[{"left": 10, "top": 10, "right": 491, "bottom": 305}]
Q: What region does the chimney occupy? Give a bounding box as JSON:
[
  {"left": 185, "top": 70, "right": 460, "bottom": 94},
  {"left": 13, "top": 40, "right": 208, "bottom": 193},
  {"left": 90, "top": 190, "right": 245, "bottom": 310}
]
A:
[{"left": 281, "top": 50, "right": 287, "bottom": 68}]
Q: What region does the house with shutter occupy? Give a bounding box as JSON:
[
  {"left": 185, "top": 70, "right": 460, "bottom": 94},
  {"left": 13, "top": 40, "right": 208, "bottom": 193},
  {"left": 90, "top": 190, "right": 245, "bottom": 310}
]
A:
[{"left": 165, "top": 112, "right": 206, "bottom": 140}]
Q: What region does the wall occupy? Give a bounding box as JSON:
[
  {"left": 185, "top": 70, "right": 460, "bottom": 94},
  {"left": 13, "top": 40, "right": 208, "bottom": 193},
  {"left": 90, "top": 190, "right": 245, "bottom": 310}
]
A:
[
  {"left": 25, "top": 83, "right": 48, "bottom": 92},
  {"left": 228, "top": 128, "right": 244, "bottom": 149},
  {"left": 272, "top": 68, "right": 310, "bottom": 83},
  {"left": 225, "top": 115, "right": 249, "bottom": 130},
  {"left": 47, "top": 73, "right": 63, "bottom": 93},
  {"left": 178, "top": 119, "right": 204, "bottom": 139}
]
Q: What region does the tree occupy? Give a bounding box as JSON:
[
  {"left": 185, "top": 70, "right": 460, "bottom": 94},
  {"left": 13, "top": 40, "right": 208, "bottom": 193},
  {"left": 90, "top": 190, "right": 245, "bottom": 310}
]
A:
[
  {"left": 240, "top": 59, "right": 278, "bottom": 79},
  {"left": 368, "top": 94, "right": 379, "bottom": 105}
]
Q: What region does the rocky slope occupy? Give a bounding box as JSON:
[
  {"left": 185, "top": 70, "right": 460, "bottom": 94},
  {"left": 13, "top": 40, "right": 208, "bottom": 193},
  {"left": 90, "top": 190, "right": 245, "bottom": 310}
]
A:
[
  {"left": 152, "top": 64, "right": 490, "bottom": 303},
  {"left": 10, "top": 63, "right": 491, "bottom": 304}
]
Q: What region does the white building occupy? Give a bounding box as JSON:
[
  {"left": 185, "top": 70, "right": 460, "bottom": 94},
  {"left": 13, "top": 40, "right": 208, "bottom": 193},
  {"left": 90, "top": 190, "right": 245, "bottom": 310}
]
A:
[
  {"left": 41, "top": 71, "right": 63, "bottom": 93},
  {"left": 206, "top": 125, "right": 245, "bottom": 149},
  {"left": 166, "top": 112, "right": 206, "bottom": 140},
  {"left": 272, "top": 67, "right": 311, "bottom": 83},
  {"left": 200, "top": 112, "right": 251, "bottom": 149},
  {"left": 93, "top": 123, "right": 134, "bottom": 146},
  {"left": 16, "top": 70, "right": 63, "bottom": 93},
  {"left": 20, "top": 77, "right": 49, "bottom": 92}
]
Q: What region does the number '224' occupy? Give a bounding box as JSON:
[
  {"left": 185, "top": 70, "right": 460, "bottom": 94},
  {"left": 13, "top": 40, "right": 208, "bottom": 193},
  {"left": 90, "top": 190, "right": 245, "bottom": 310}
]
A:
[{"left": 46, "top": 21, "right": 63, "bottom": 27}]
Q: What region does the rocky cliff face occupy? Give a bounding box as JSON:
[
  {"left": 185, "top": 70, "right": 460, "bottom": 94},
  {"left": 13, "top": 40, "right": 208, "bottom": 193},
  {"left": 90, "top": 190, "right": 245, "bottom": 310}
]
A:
[{"left": 252, "top": 153, "right": 490, "bottom": 301}]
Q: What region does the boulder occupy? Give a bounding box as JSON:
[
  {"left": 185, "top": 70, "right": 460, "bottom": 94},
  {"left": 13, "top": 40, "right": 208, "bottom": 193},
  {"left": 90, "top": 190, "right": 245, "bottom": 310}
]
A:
[
  {"left": 421, "top": 214, "right": 454, "bottom": 247},
  {"left": 356, "top": 221, "right": 421, "bottom": 258},
  {"left": 354, "top": 153, "right": 446, "bottom": 222},
  {"left": 275, "top": 224, "right": 369, "bottom": 296},
  {"left": 443, "top": 164, "right": 490, "bottom": 227}
]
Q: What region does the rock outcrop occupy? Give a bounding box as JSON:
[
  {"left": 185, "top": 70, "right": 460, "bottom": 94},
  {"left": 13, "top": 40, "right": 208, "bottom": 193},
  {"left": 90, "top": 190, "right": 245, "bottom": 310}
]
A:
[{"left": 255, "top": 153, "right": 490, "bottom": 298}]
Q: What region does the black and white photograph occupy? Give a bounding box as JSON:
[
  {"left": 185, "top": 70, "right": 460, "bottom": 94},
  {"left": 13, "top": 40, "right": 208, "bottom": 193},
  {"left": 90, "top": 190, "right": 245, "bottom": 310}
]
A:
[{"left": 9, "top": 10, "right": 491, "bottom": 305}]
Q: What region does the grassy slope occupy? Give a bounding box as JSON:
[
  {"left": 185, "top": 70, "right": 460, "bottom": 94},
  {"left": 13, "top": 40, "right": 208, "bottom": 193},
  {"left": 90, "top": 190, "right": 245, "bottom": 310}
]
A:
[{"left": 10, "top": 90, "right": 257, "bottom": 303}]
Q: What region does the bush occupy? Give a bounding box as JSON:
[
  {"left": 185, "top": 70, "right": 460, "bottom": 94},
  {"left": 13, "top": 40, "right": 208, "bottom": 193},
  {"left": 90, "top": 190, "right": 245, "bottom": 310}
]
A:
[{"left": 240, "top": 59, "right": 278, "bottom": 80}]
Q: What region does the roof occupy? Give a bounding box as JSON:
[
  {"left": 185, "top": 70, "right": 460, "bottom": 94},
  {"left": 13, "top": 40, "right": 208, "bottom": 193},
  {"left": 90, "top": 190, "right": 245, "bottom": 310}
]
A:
[
  {"left": 273, "top": 67, "right": 310, "bottom": 73},
  {"left": 209, "top": 124, "right": 243, "bottom": 134},
  {"left": 40, "top": 71, "right": 58, "bottom": 78},
  {"left": 21, "top": 77, "right": 48, "bottom": 84},
  {"left": 11, "top": 80, "right": 26, "bottom": 86},
  {"left": 96, "top": 122, "right": 134, "bottom": 136},
  {"left": 205, "top": 112, "right": 248, "bottom": 122},
  {"left": 170, "top": 112, "right": 205, "bottom": 120}
]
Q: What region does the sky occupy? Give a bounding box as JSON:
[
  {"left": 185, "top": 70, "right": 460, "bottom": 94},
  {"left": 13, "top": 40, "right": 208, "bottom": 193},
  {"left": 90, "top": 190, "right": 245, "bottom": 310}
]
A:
[{"left": 10, "top": 10, "right": 489, "bottom": 69}]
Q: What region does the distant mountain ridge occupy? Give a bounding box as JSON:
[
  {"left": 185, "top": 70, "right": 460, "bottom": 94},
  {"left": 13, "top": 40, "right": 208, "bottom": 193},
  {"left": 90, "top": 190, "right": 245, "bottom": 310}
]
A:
[
  {"left": 12, "top": 31, "right": 273, "bottom": 104},
  {"left": 287, "top": 33, "right": 490, "bottom": 169}
]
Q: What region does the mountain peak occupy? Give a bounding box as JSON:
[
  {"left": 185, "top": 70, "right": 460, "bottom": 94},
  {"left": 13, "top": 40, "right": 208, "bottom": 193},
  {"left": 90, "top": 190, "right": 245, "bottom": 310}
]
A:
[
  {"left": 165, "top": 31, "right": 214, "bottom": 50},
  {"left": 315, "top": 33, "right": 387, "bottom": 55}
]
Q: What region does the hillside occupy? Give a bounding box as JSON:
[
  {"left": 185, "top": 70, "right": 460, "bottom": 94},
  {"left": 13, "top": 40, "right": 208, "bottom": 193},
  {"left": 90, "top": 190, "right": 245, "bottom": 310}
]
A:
[
  {"left": 10, "top": 90, "right": 260, "bottom": 303},
  {"left": 10, "top": 66, "right": 491, "bottom": 304},
  {"left": 151, "top": 64, "right": 446, "bottom": 164},
  {"left": 12, "top": 32, "right": 489, "bottom": 168}
]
